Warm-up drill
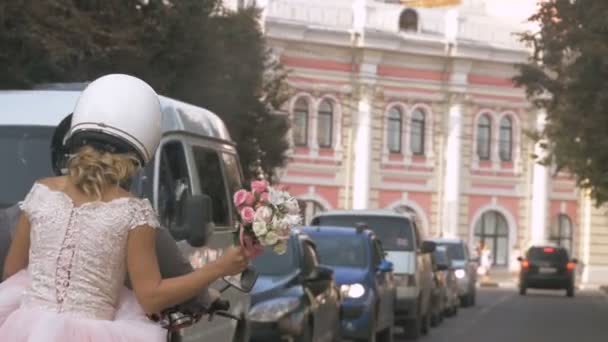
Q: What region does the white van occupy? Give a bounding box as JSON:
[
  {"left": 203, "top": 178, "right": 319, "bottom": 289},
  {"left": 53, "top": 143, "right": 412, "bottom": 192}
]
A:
[{"left": 0, "top": 88, "right": 251, "bottom": 341}]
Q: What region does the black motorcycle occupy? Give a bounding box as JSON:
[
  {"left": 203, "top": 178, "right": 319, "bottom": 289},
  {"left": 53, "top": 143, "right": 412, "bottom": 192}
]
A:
[{"left": 160, "top": 267, "right": 258, "bottom": 342}]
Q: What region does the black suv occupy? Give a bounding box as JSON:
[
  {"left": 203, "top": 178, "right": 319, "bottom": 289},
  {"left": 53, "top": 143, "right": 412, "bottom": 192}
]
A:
[{"left": 518, "top": 246, "right": 578, "bottom": 297}]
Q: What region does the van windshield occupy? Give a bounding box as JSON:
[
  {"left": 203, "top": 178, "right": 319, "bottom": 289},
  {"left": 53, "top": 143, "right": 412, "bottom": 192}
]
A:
[
  {"left": 0, "top": 126, "right": 54, "bottom": 208},
  {"left": 314, "top": 215, "right": 414, "bottom": 251}
]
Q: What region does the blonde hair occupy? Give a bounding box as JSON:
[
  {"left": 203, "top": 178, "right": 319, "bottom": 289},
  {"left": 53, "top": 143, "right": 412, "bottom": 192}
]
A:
[{"left": 67, "top": 146, "right": 140, "bottom": 199}]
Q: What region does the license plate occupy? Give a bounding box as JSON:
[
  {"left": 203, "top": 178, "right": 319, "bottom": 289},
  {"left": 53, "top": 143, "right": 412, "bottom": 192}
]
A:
[{"left": 539, "top": 267, "right": 556, "bottom": 274}]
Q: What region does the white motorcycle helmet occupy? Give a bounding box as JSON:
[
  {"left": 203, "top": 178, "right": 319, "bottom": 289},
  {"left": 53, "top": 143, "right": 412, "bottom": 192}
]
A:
[{"left": 64, "top": 74, "right": 162, "bottom": 165}]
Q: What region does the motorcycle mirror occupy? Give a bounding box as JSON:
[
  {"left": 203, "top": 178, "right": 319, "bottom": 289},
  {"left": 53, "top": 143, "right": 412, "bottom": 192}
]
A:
[{"left": 222, "top": 266, "right": 258, "bottom": 293}]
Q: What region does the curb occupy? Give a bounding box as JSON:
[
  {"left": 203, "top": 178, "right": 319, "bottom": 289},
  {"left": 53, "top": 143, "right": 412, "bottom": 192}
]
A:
[{"left": 479, "top": 282, "right": 516, "bottom": 289}]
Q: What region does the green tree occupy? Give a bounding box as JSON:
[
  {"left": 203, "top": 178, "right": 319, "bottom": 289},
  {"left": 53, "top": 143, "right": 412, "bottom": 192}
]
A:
[
  {"left": 0, "top": 0, "right": 290, "bottom": 182},
  {"left": 515, "top": 0, "right": 608, "bottom": 205}
]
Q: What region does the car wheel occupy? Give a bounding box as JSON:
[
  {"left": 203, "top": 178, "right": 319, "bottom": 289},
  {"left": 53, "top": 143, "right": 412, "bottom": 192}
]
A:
[
  {"left": 377, "top": 324, "right": 394, "bottom": 342},
  {"left": 403, "top": 315, "right": 421, "bottom": 340},
  {"left": 421, "top": 314, "right": 430, "bottom": 336},
  {"left": 460, "top": 294, "right": 470, "bottom": 307},
  {"left": 566, "top": 286, "right": 575, "bottom": 298},
  {"left": 294, "top": 316, "right": 313, "bottom": 342},
  {"left": 469, "top": 289, "right": 476, "bottom": 306},
  {"left": 519, "top": 286, "right": 527, "bottom": 296},
  {"left": 331, "top": 314, "right": 342, "bottom": 342}
]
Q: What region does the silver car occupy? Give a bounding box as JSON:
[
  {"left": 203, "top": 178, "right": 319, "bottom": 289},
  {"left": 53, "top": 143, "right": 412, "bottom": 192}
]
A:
[{"left": 430, "top": 238, "right": 478, "bottom": 307}]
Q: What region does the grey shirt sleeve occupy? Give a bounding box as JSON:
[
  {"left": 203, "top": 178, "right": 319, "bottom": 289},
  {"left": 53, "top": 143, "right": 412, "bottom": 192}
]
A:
[
  {"left": 125, "top": 227, "right": 213, "bottom": 310},
  {"left": 0, "top": 205, "right": 22, "bottom": 280}
]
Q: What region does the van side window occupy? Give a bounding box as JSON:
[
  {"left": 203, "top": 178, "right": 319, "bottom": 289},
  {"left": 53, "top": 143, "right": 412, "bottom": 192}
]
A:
[
  {"left": 192, "top": 146, "right": 230, "bottom": 226},
  {"left": 222, "top": 152, "right": 243, "bottom": 195},
  {"left": 158, "top": 141, "right": 191, "bottom": 230}
]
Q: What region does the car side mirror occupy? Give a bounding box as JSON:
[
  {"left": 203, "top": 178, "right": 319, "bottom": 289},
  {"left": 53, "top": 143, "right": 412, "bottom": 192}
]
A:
[
  {"left": 517, "top": 256, "right": 523, "bottom": 262},
  {"left": 572, "top": 258, "right": 579, "bottom": 264},
  {"left": 421, "top": 241, "right": 436, "bottom": 254},
  {"left": 170, "top": 194, "right": 214, "bottom": 247},
  {"left": 307, "top": 265, "right": 334, "bottom": 282},
  {"left": 223, "top": 266, "right": 259, "bottom": 293},
  {"left": 378, "top": 260, "right": 394, "bottom": 273}
]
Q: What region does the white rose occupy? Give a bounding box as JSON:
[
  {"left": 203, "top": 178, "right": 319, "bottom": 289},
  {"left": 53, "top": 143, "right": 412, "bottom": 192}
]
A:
[
  {"left": 284, "top": 214, "right": 301, "bottom": 227},
  {"left": 252, "top": 221, "right": 268, "bottom": 237},
  {"left": 255, "top": 206, "right": 273, "bottom": 223},
  {"left": 285, "top": 199, "right": 300, "bottom": 215},
  {"left": 264, "top": 231, "right": 279, "bottom": 246},
  {"left": 273, "top": 241, "right": 288, "bottom": 255}
]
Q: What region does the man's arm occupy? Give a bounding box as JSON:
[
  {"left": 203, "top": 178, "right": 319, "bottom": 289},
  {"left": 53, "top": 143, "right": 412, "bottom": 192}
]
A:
[
  {"left": 126, "top": 227, "right": 215, "bottom": 310},
  {"left": 0, "top": 205, "right": 24, "bottom": 281}
]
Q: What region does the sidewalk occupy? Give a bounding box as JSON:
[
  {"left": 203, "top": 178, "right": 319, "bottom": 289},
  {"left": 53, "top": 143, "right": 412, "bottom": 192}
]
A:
[{"left": 478, "top": 267, "right": 517, "bottom": 288}]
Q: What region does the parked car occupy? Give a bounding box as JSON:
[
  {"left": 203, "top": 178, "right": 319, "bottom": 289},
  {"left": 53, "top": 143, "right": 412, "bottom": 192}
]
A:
[
  {"left": 0, "top": 88, "right": 252, "bottom": 341},
  {"left": 431, "top": 238, "right": 478, "bottom": 307},
  {"left": 303, "top": 226, "right": 396, "bottom": 342},
  {"left": 248, "top": 230, "right": 342, "bottom": 342},
  {"left": 518, "top": 245, "right": 578, "bottom": 297},
  {"left": 430, "top": 246, "right": 459, "bottom": 326},
  {"left": 312, "top": 210, "right": 435, "bottom": 340}
]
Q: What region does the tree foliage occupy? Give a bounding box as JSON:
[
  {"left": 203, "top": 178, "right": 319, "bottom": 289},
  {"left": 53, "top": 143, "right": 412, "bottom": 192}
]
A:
[
  {"left": 514, "top": 0, "right": 608, "bottom": 205},
  {"left": 0, "top": 0, "right": 290, "bottom": 182}
]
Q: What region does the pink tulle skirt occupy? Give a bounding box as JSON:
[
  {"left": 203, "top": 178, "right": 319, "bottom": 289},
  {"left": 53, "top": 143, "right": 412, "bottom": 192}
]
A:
[{"left": 0, "top": 271, "right": 165, "bottom": 341}]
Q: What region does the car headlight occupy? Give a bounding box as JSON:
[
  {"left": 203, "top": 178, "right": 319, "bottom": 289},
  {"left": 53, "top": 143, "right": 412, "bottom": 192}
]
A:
[
  {"left": 455, "top": 269, "right": 466, "bottom": 279},
  {"left": 340, "top": 283, "right": 366, "bottom": 298},
  {"left": 248, "top": 297, "right": 301, "bottom": 322}
]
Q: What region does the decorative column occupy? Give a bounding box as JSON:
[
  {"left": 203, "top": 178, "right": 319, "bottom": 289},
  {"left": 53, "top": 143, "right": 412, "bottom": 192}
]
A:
[
  {"left": 529, "top": 109, "right": 549, "bottom": 244},
  {"left": 352, "top": 86, "right": 373, "bottom": 209},
  {"left": 442, "top": 95, "right": 463, "bottom": 237}
]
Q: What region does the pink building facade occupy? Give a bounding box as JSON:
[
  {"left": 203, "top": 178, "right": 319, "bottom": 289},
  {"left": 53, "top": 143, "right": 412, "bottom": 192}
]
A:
[{"left": 230, "top": 0, "right": 608, "bottom": 283}]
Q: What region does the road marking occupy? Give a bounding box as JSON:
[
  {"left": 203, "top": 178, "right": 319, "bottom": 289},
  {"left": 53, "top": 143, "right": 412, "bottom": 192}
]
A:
[{"left": 450, "top": 290, "right": 515, "bottom": 337}]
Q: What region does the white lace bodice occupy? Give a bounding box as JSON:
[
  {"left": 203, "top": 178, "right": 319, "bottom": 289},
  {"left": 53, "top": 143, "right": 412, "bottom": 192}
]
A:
[{"left": 19, "top": 183, "right": 159, "bottom": 320}]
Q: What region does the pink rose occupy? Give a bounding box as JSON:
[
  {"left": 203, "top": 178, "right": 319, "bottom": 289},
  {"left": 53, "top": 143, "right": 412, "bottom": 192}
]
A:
[
  {"left": 233, "top": 190, "right": 249, "bottom": 208},
  {"left": 259, "top": 192, "right": 270, "bottom": 204},
  {"left": 251, "top": 180, "right": 269, "bottom": 194},
  {"left": 240, "top": 207, "right": 255, "bottom": 224},
  {"left": 245, "top": 192, "right": 255, "bottom": 207}
]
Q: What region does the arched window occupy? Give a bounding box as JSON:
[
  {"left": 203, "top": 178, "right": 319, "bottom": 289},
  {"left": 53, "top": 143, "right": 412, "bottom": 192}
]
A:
[
  {"left": 410, "top": 108, "right": 426, "bottom": 155},
  {"left": 399, "top": 8, "right": 419, "bottom": 32},
  {"left": 476, "top": 114, "right": 492, "bottom": 160},
  {"left": 474, "top": 211, "right": 509, "bottom": 266},
  {"left": 298, "top": 199, "right": 326, "bottom": 225},
  {"left": 499, "top": 116, "right": 513, "bottom": 161},
  {"left": 293, "top": 98, "right": 309, "bottom": 146},
  {"left": 550, "top": 214, "right": 573, "bottom": 252},
  {"left": 317, "top": 100, "right": 333, "bottom": 148},
  {"left": 387, "top": 106, "right": 402, "bottom": 153}
]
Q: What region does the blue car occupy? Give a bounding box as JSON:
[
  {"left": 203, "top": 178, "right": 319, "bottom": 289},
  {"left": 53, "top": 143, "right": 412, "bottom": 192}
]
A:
[{"left": 302, "top": 226, "right": 396, "bottom": 342}]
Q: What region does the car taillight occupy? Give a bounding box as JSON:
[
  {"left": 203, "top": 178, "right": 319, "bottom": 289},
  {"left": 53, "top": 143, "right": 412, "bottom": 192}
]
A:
[
  {"left": 567, "top": 262, "right": 575, "bottom": 270},
  {"left": 522, "top": 260, "right": 530, "bottom": 268}
]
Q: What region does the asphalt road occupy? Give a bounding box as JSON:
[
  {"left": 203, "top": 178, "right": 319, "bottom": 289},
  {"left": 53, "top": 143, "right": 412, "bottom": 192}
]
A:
[{"left": 398, "top": 287, "right": 608, "bottom": 342}]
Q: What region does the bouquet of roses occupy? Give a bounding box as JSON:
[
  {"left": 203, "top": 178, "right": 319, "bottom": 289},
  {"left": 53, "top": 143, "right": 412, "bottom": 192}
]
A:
[{"left": 233, "top": 180, "right": 301, "bottom": 257}]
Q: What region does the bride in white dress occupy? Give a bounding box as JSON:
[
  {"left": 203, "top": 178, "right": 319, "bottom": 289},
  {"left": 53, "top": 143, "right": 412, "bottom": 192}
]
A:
[{"left": 0, "top": 74, "right": 249, "bottom": 341}]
